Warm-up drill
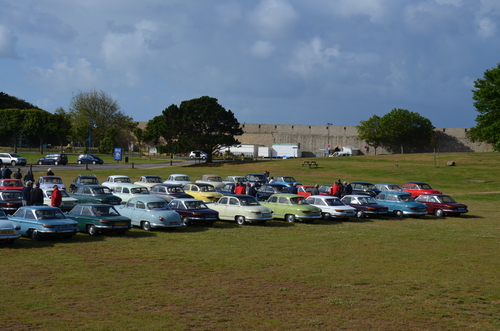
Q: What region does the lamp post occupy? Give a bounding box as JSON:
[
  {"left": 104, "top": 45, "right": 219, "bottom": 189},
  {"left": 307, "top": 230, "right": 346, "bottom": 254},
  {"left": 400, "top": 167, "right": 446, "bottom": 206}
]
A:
[
  {"left": 326, "top": 122, "right": 332, "bottom": 156},
  {"left": 87, "top": 114, "right": 97, "bottom": 154}
]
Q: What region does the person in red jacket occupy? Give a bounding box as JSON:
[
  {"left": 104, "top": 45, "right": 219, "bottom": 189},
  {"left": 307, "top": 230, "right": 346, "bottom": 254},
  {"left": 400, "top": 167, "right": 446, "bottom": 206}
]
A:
[
  {"left": 51, "top": 185, "right": 62, "bottom": 207},
  {"left": 234, "top": 183, "right": 246, "bottom": 195},
  {"left": 330, "top": 183, "right": 341, "bottom": 198}
]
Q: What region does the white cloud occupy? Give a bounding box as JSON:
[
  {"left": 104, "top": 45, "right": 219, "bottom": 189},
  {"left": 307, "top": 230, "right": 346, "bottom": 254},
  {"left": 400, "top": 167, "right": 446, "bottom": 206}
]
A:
[
  {"left": 287, "top": 37, "right": 340, "bottom": 77},
  {"left": 249, "top": 0, "right": 299, "bottom": 39},
  {"left": 0, "top": 25, "right": 19, "bottom": 58},
  {"left": 251, "top": 40, "right": 276, "bottom": 58},
  {"left": 477, "top": 17, "right": 496, "bottom": 38}
]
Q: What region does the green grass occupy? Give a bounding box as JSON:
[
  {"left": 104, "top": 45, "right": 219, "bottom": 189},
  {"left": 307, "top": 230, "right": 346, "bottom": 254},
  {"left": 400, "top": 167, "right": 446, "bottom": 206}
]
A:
[{"left": 1, "top": 152, "right": 500, "bottom": 330}]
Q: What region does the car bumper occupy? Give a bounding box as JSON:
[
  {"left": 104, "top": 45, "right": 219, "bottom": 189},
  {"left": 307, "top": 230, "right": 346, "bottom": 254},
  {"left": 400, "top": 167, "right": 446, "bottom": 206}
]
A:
[
  {"left": 0, "top": 233, "right": 21, "bottom": 240},
  {"left": 151, "top": 222, "right": 184, "bottom": 228},
  {"left": 330, "top": 211, "right": 356, "bottom": 218},
  {"left": 295, "top": 214, "right": 322, "bottom": 220},
  {"left": 443, "top": 208, "right": 468, "bottom": 214},
  {"left": 403, "top": 210, "right": 428, "bottom": 216}
]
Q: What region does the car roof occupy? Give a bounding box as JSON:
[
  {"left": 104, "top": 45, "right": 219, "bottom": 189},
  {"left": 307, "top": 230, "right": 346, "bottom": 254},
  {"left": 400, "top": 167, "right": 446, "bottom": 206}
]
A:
[
  {"left": 268, "top": 193, "right": 302, "bottom": 198},
  {"left": 152, "top": 183, "right": 183, "bottom": 187},
  {"left": 141, "top": 175, "right": 161, "bottom": 178},
  {"left": 18, "top": 206, "right": 61, "bottom": 211},
  {"left": 378, "top": 191, "right": 411, "bottom": 195},
  {"left": 170, "top": 198, "right": 204, "bottom": 202},
  {"left": 343, "top": 194, "right": 374, "bottom": 198},
  {"left": 404, "top": 181, "right": 429, "bottom": 185},
  {"left": 308, "top": 195, "right": 339, "bottom": 199},
  {"left": 73, "top": 203, "right": 115, "bottom": 207},
  {"left": 128, "top": 196, "right": 165, "bottom": 203},
  {"left": 114, "top": 183, "right": 147, "bottom": 188},
  {"left": 351, "top": 181, "right": 375, "bottom": 185},
  {"left": 169, "top": 174, "right": 190, "bottom": 177},
  {"left": 107, "top": 175, "right": 130, "bottom": 178}
]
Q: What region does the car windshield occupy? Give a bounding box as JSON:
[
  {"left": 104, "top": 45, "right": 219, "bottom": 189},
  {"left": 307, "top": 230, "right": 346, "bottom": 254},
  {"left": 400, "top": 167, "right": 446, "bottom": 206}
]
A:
[
  {"left": 419, "top": 184, "right": 433, "bottom": 189},
  {"left": 438, "top": 196, "right": 457, "bottom": 203},
  {"left": 277, "top": 186, "right": 290, "bottom": 193},
  {"left": 358, "top": 197, "right": 377, "bottom": 204},
  {"left": 167, "top": 186, "right": 185, "bottom": 193},
  {"left": 361, "top": 184, "right": 376, "bottom": 190},
  {"left": 206, "top": 176, "right": 222, "bottom": 182},
  {"left": 185, "top": 201, "right": 209, "bottom": 209},
  {"left": 290, "top": 197, "right": 308, "bottom": 205},
  {"left": 200, "top": 186, "right": 216, "bottom": 192},
  {"left": 386, "top": 185, "right": 401, "bottom": 190},
  {"left": 2, "top": 180, "right": 20, "bottom": 186},
  {"left": 130, "top": 187, "right": 149, "bottom": 194},
  {"left": 175, "top": 176, "right": 190, "bottom": 181},
  {"left": 35, "top": 209, "right": 67, "bottom": 220},
  {"left": 1, "top": 192, "right": 22, "bottom": 199},
  {"left": 147, "top": 201, "right": 168, "bottom": 209},
  {"left": 82, "top": 178, "right": 98, "bottom": 184},
  {"left": 398, "top": 195, "right": 414, "bottom": 202},
  {"left": 92, "top": 187, "right": 112, "bottom": 195},
  {"left": 92, "top": 206, "right": 120, "bottom": 216},
  {"left": 115, "top": 178, "right": 131, "bottom": 183},
  {"left": 324, "top": 198, "right": 344, "bottom": 206},
  {"left": 238, "top": 197, "right": 260, "bottom": 206},
  {"left": 282, "top": 177, "right": 296, "bottom": 182},
  {"left": 147, "top": 177, "right": 162, "bottom": 183}
]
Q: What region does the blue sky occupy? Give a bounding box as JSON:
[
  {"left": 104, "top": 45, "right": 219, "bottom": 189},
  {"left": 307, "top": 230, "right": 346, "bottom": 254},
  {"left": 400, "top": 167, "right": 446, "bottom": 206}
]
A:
[{"left": 1, "top": 0, "right": 499, "bottom": 128}]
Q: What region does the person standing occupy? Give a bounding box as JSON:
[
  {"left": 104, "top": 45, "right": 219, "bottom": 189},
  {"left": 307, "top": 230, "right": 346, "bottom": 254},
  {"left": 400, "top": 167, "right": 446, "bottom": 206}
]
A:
[
  {"left": 22, "top": 182, "right": 33, "bottom": 206},
  {"left": 31, "top": 182, "right": 44, "bottom": 206},
  {"left": 310, "top": 184, "right": 319, "bottom": 196},
  {"left": 2, "top": 166, "right": 12, "bottom": 179},
  {"left": 14, "top": 168, "right": 22, "bottom": 180},
  {"left": 51, "top": 185, "right": 62, "bottom": 207},
  {"left": 234, "top": 183, "right": 246, "bottom": 195},
  {"left": 247, "top": 183, "right": 257, "bottom": 197},
  {"left": 342, "top": 181, "right": 353, "bottom": 196},
  {"left": 24, "top": 170, "right": 34, "bottom": 183},
  {"left": 288, "top": 183, "right": 298, "bottom": 194},
  {"left": 47, "top": 168, "right": 54, "bottom": 176},
  {"left": 331, "top": 182, "right": 341, "bottom": 198}
]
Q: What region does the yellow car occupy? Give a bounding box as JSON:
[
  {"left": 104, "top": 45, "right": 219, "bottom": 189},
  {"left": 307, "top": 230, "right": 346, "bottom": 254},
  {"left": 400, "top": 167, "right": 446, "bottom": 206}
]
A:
[{"left": 183, "top": 183, "right": 223, "bottom": 202}]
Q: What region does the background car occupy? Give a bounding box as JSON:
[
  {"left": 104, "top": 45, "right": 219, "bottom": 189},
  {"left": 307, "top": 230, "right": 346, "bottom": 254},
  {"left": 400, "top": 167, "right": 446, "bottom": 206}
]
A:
[
  {"left": 244, "top": 173, "right": 267, "bottom": 188},
  {"left": 297, "top": 185, "right": 315, "bottom": 198},
  {"left": 222, "top": 176, "right": 246, "bottom": 184},
  {"left": 9, "top": 206, "right": 78, "bottom": 240},
  {"left": 0, "top": 190, "right": 23, "bottom": 214},
  {"left": 273, "top": 176, "right": 302, "bottom": 187},
  {"left": 41, "top": 188, "right": 78, "bottom": 211},
  {"left": 119, "top": 196, "right": 183, "bottom": 231},
  {"left": 149, "top": 184, "right": 193, "bottom": 202},
  {"left": 375, "top": 191, "right": 427, "bottom": 218},
  {"left": 69, "top": 174, "right": 99, "bottom": 193},
  {"left": 210, "top": 195, "right": 272, "bottom": 225},
  {"left": 195, "top": 174, "right": 224, "bottom": 190},
  {"left": 66, "top": 204, "right": 132, "bottom": 236},
  {"left": 169, "top": 198, "right": 219, "bottom": 226},
  {"left": 349, "top": 182, "right": 381, "bottom": 197},
  {"left": 37, "top": 153, "right": 68, "bottom": 165},
  {"left": 318, "top": 184, "right": 333, "bottom": 196},
  {"left": 305, "top": 195, "right": 356, "bottom": 220},
  {"left": 219, "top": 183, "right": 237, "bottom": 195},
  {"left": 69, "top": 185, "right": 122, "bottom": 205},
  {"left": 0, "top": 209, "right": 21, "bottom": 244},
  {"left": 134, "top": 175, "right": 163, "bottom": 189},
  {"left": 260, "top": 193, "right": 322, "bottom": 223},
  {"left": 402, "top": 182, "right": 442, "bottom": 197},
  {"left": 0, "top": 153, "right": 27, "bottom": 166},
  {"left": 163, "top": 174, "right": 192, "bottom": 186},
  {"left": 37, "top": 176, "right": 66, "bottom": 191},
  {"left": 415, "top": 194, "right": 468, "bottom": 217},
  {"left": 77, "top": 154, "right": 104, "bottom": 165},
  {"left": 341, "top": 195, "right": 388, "bottom": 219},
  {"left": 101, "top": 175, "right": 132, "bottom": 191},
  {"left": 0, "top": 179, "right": 23, "bottom": 191},
  {"left": 183, "top": 183, "right": 223, "bottom": 202},
  {"left": 189, "top": 150, "right": 208, "bottom": 159},
  {"left": 255, "top": 183, "right": 289, "bottom": 201},
  {"left": 375, "top": 184, "right": 402, "bottom": 192},
  {"left": 113, "top": 184, "right": 150, "bottom": 203}
]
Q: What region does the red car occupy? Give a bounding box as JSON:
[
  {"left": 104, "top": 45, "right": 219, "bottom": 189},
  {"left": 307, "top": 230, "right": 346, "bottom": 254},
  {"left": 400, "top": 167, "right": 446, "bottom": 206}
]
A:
[
  {"left": 402, "top": 182, "right": 441, "bottom": 197},
  {"left": 415, "top": 194, "right": 468, "bottom": 217},
  {"left": 0, "top": 179, "right": 23, "bottom": 191},
  {"left": 297, "top": 185, "right": 315, "bottom": 198}
]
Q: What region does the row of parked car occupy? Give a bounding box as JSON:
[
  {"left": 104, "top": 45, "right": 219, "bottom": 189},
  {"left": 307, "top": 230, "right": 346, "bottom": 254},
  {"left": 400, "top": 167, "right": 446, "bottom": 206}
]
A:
[{"left": 0, "top": 172, "right": 468, "bottom": 245}]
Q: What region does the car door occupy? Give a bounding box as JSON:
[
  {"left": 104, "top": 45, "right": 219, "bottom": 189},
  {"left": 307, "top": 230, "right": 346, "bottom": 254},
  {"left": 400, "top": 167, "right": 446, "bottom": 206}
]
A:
[
  {"left": 215, "top": 197, "right": 229, "bottom": 219},
  {"left": 225, "top": 197, "right": 241, "bottom": 219}
]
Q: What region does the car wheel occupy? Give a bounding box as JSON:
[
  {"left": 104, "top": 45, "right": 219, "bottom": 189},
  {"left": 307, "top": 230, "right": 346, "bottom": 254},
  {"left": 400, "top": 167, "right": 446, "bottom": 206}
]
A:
[
  {"left": 236, "top": 216, "right": 246, "bottom": 225},
  {"left": 55, "top": 161, "right": 59, "bottom": 165},
  {"left": 30, "top": 229, "right": 41, "bottom": 241},
  {"left": 285, "top": 214, "right": 295, "bottom": 223},
  {"left": 38, "top": 161, "right": 43, "bottom": 165},
  {"left": 434, "top": 209, "right": 444, "bottom": 217},
  {"left": 182, "top": 217, "right": 191, "bottom": 226},
  {"left": 92, "top": 160, "right": 97, "bottom": 164},
  {"left": 322, "top": 212, "right": 331, "bottom": 220},
  {"left": 87, "top": 224, "right": 98, "bottom": 236},
  {"left": 141, "top": 221, "right": 151, "bottom": 231},
  {"left": 11, "top": 161, "right": 16, "bottom": 166},
  {"left": 395, "top": 210, "right": 404, "bottom": 218},
  {"left": 77, "top": 160, "right": 82, "bottom": 164},
  {"left": 356, "top": 210, "right": 364, "bottom": 219}
]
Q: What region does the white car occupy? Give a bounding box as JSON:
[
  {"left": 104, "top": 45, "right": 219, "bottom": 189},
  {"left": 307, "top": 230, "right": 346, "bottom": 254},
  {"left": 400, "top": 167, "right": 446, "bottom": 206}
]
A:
[
  {"left": 0, "top": 152, "right": 27, "bottom": 166},
  {"left": 195, "top": 174, "right": 224, "bottom": 190},
  {"left": 41, "top": 188, "right": 78, "bottom": 211},
  {"left": 134, "top": 175, "right": 163, "bottom": 189},
  {"left": 113, "top": 184, "right": 150, "bottom": 203},
  {"left": 102, "top": 175, "right": 132, "bottom": 191},
  {"left": 163, "top": 174, "right": 192, "bottom": 186},
  {"left": 189, "top": 150, "right": 208, "bottom": 159},
  {"left": 305, "top": 195, "right": 357, "bottom": 220}
]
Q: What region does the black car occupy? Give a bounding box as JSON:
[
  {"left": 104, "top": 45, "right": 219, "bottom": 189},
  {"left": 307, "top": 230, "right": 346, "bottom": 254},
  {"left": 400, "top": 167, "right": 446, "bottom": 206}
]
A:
[
  {"left": 0, "top": 190, "right": 23, "bottom": 214},
  {"left": 69, "top": 174, "right": 100, "bottom": 193},
  {"left": 37, "top": 153, "right": 68, "bottom": 165},
  {"left": 149, "top": 184, "right": 193, "bottom": 202},
  {"left": 350, "top": 182, "right": 381, "bottom": 197},
  {"left": 244, "top": 173, "right": 267, "bottom": 188},
  {"left": 77, "top": 154, "right": 104, "bottom": 165},
  {"left": 255, "top": 183, "right": 289, "bottom": 201}
]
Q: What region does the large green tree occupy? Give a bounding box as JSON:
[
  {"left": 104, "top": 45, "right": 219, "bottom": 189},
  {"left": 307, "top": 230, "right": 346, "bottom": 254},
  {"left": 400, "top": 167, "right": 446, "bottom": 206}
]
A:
[
  {"left": 356, "top": 115, "right": 383, "bottom": 155},
  {"left": 152, "top": 96, "right": 243, "bottom": 162},
  {"left": 467, "top": 63, "right": 500, "bottom": 151}
]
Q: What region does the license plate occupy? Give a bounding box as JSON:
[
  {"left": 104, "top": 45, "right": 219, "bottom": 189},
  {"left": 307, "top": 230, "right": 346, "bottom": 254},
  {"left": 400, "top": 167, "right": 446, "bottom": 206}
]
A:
[
  {"left": 0, "top": 230, "right": 14, "bottom": 234},
  {"left": 58, "top": 226, "right": 72, "bottom": 231},
  {"left": 115, "top": 222, "right": 127, "bottom": 226},
  {"left": 62, "top": 202, "right": 75, "bottom": 206},
  {"left": 110, "top": 201, "right": 119, "bottom": 205}
]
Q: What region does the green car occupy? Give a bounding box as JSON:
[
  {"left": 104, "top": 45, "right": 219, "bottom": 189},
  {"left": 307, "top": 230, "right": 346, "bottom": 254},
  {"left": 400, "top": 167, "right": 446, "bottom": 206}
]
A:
[
  {"left": 260, "top": 193, "right": 322, "bottom": 223},
  {"left": 66, "top": 204, "right": 132, "bottom": 236},
  {"left": 69, "top": 185, "right": 122, "bottom": 205}
]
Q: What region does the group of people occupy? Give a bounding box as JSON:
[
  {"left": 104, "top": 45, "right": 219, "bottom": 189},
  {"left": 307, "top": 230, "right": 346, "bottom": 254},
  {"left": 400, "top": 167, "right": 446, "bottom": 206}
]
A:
[
  {"left": 329, "top": 179, "right": 353, "bottom": 198},
  {"left": 234, "top": 182, "right": 258, "bottom": 196},
  {"left": 21, "top": 182, "right": 62, "bottom": 207}
]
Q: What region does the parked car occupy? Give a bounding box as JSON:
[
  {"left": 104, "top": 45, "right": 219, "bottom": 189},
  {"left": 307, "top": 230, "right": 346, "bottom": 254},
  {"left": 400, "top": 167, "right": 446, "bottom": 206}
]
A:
[
  {"left": 41, "top": 188, "right": 78, "bottom": 211},
  {"left": 183, "top": 183, "right": 223, "bottom": 202},
  {"left": 149, "top": 184, "right": 193, "bottom": 202},
  {"left": 0, "top": 179, "right": 23, "bottom": 191},
  {"left": 9, "top": 206, "right": 78, "bottom": 241},
  {"left": 163, "top": 174, "right": 192, "bottom": 186},
  {"left": 77, "top": 154, "right": 104, "bottom": 165},
  {"left": 341, "top": 195, "right": 389, "bottom": 219},
  {"left": 244, "top": 173, "right": 267, "bottom": 188},
  {"left": 220, "top": 183, "right": 237, "bottom": 195},
  {"left": 305, "top": 195, "right": 357, "bottom": 220},
  {"left": 66, "top": 204, "right": 132, "bottom": 236},
  {"left": 69, "top": 185, "right": 122, "bottom": 205},
  {"left": 0, "top": 153, "right": 27, "bottom": 166},
  {"left": 297, "top": 185, "right": 315, "bottom": 198},
  {"left": 402, "top": 182, "right": 442, "bottom": 197},
  {"left": 101, "top": 175, "right": 132, "bottom": 191},
  {"left": 0, "top": 190, "right": 23, "bottom": 214},
  {"left": 260, "top": 193, "right": 322, "bottom": 223},
  {"left": 37, "top": 153, "right": 68, "bottom": 165},
  {"left": 273, "top": 176, "right": 302, "bottom": 187},
  {"left": 375, "top": 191, "right": 427, "bottom": 218},
  {"left": 37, "top": 176, "right": 66, "bottom": 191},
  {"left": 119, "top": 196, "right": 183, "bottom": 231},
  {"left": 0, "top": 209, "right": 21, "bottom": 244},
  {"left": 69, "top": 174, "right": 99, "bottom": 193},
  {"left": 134, "top": 175, "right": 163, "bottom": 189},
  {"left": 210, "top": 195, "right": 272, "bottom": 225},
  {"left": 375, "top": 184, "right": 402, "bottom": 192},
  {"left": 350, "top": 182, "right": 381, "bottom": 197},
  {"left": 195, "top": 174, "right": 224, "bottom": 190},
  {"left": 113, "top": 184, "right": 150, "bottom": 203},
  {"left": 318, "top": 184, "right": 333, "bottom": 196},
  {"left": 415, "top": 194, "right": 468, "bottom": 217},
  {"left": 189, "top": 150, "right": 208, "bottom": 159},
  {"left": 222, "top": 176, "right": 246, "bottom": 184},
  {"left": 168, "top": 198, "right": 219, "bottom": 226},
  {"left": 255, "top": 183, "right": 289, "bottom": 201}
]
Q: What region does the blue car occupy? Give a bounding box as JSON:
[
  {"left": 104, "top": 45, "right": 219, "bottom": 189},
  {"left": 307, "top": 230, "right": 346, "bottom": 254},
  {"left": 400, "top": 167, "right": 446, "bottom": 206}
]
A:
[
  {"left": 375, "top": 191, "right": 427, "bottom": 218},
  {"left": 273, "top": 176, "right": 302, "bottom": 187},
  {"left": 0, "top": 209, "right": 21, "bottom": 244},
  {"left": 77, "top": 154, "right": 104, "bottom": 165},
  {"left": 119, "top": 196, "right": 183, "bottom": 231},
  {"left": 9, "top": 206, "right": 79, "bottom": 240}
]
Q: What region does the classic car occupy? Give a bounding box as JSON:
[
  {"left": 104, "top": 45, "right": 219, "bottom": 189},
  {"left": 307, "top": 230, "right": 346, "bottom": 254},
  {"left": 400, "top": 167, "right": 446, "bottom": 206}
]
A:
[
  {"left": 219, "top": 183, "right": 237, "bottom": 195},
  {"left": 244, "top": 173, "right": 267, "bottom": 187},
  {"left": 255, "top": 183, "right": 289, "bottom": 201},
  {"left": 149, "top": 184, "right": 193, "bottom": 202},
  {"left": 77, "top": 154, "right": 104, "bottom": 164},
  {"left": 37, "top": 153, "right": 68, "bottom": 165},
  {"left": 163, "top": 174, "right": 192, "bottom": 186},
  {"left": 415, "top": 194, "right": 468, "bottom": 217},
  {"left": 305, "top": 195, "right": 356, "bottom": 220},
  {"left": 101, "top": 175, "right": 132, "bottom": 190},
  {"left": 350, "top": 182, "right": 381, "bottom": 197},
  {"left": 66, "top": 204, "right": 132, "bottom": 236},
  {"left": 375, "top": 191, "right": 427, "bottom": 218},
  {"left": 169, "top": 198, "right": 219, "bottom": 226},
  {"left": 402, "top": 182, "right": 442, "bottom": 197},
  {"left": 9, "top": 206, "right": 78, "bottom": 240},
  {"left": 318, "top": 184, "right": 333, "bottom": 196},
  {"left": 0, "top": 179, "right": 23, "bottom": 191},
  {"left": 0, "top": 209, "right": 21, "bottom": 244},
  {"left": 119, "top": 196, "right": 183, "bottom": 231},
  {"left": 0, "top": 190, "right": 23, "bottom": 214},
  {"left": 260, "top": 193, "right": 322, "bottom": 223},
  {"left": 37, "top": 176, "right": 66, "bottom": 191},
  {"left": 112, "top": 184, "right": 150, "bottom": 203},
  {"left": 69, "top": 174, "right": 99, "bottom": 193},
  {"left": 210, "top": 195, "right": 272, "bottom": 225},
  {"left": 195, "top": 174, "right": 224, "bottom": 190},
  {"left": 297, "top": 185, "right": 315, "bottom": 198},
  {"left": 69, "top": 185, "right": 122, "bottom": 205},
  {"left": 41, "top": 188, "right": 78, "bottom": 211},
  {"left": 183, "top": 183, "right": 223, "bottom": 202},
  {"left": 273, "top": 176, "right": 302, "bottom": 187},
  {"left": 375, "top": 183, "right": 403, "bottom": 192},
  {"left": 341, "top": 195, "right": 389, "bottom": 219},
  {"left": 134, "top": 175, "right": 163, "bottom": 189},
  {"left": 222, "top": 176, "right": 246, "bottom": 184}
]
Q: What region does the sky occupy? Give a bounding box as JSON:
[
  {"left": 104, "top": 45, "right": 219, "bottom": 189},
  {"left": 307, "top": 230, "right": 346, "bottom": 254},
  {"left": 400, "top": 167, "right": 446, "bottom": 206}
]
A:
[{"left": 1, "top": 0, "right": 499, "bottom": 128}]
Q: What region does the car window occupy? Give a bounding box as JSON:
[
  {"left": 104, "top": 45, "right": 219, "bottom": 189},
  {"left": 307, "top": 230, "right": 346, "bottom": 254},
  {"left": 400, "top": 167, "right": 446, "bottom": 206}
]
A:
[
  {"left": 219, "top": 197, "right": 228, "bottom": 204},
  {"left": 278, "top": 197, "right": 288, "bottom": 204},
  {"left": 115, "top": 187, "right": 122, "bottom": 193},
  {"left": 229, "top": 198, "right": 239, "bottom": 205},
  {"left": 125, "top": 200, "right": 135, "bottom": 208},
  {"left": 378, "top": 194, "right": 386, "bottom": 200},
  {"left": 387, "top": 195, "right": 397, "bottom": 201},
  {"left": 399, "top": 195, "right": 413, "bottom": 202},
  {"left": 147, "top": 202, "right": 167, "bottom": 209},
  {"left": 70, "top": 206, "right": 83, "bottom": 215},
  {"left": 83, "top": 186, "right": 91, "bottom": 194},
  {"left": 268, "top": 196, "right": 277, "bottom": 203},
  {"left": 81, "top": 206, "right": 94, "bottom": 216},
  {"left": 14, "top": 208, "right": 26, "bottom": 218},
  {"left": 169, "top": 200, "right": 179, "bottom": 208},
  {"left": 136, "top": 201, "right": 145, "bottom": 209}
]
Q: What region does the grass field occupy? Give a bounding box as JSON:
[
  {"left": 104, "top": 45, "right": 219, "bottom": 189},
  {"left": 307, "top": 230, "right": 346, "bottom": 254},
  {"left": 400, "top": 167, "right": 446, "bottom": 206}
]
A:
[{"left": 1, "top": 152, "right": 499, "bottom": 330}]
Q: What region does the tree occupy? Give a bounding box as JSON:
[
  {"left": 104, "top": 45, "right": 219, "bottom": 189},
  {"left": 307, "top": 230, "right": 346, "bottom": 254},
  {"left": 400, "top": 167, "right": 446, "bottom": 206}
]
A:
[
  {"left": 49, "top": 107, "right": 72, "bottom": 153},
  {"left": 23, "top": 109, "right": 53, "bottom": 153},
  {"left": 467, "top": 63, "right": 500, "bottom": 151},
  {"left": 0, "top": 92, "right": 40, "bottom": 110},
  {"left": 98, "top": 129, "right": 118, "bottom": 154},
  {"left": 155, "top": 96, "right": 244, "bottom": 162},
  {"left": 0, "top": 109, "right": 25, "bottom": 152},
  {"left": 356, "top": 115, "right": 383, "bottom": 155}
]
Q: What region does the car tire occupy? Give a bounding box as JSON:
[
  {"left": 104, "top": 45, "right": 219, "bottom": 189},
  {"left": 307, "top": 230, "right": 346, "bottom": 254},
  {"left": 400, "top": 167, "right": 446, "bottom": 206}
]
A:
[
  {"left": 30, "top": 229, "right": 41, "bottom": 241},
  {"left": 11, "top": 161, "right": 16, "bottom": 166},
  {"left": 285, "top": 214, "right": 295, "bottom": 223},
  {"left": 182, "top": 217, "right": 191, "bottom": 226},
  {"left": 38, "top": 161, "right": 43, "bottom": 165},
  {"left": 434, "top": 209, "right": 444, "bottom": 217},
  {"left": 395, "top": 210, "right": 404, "bottom": 218},
  {"left": 92, "top": 160, "right": 97, "bottom": 165},
  {"left": 236, "top": 216, "right": 246, "bottom": 225},
  {"left": 141, "top": 221, "right": 151, "bottom": 231},
  {"left": 55, "top": 161, "right": 59, "bottom": 166},
  {"left": 322, "top": 212, "right": 331, "bottom": 220},
  {"left": 77, "top": 160, "right": 82, "bottom": 164},
  {"left": 356, "top": 210, "right": 364, "bottom": 219},
  {"left": 87, "top": 224, "right": 98, "bottom": 236}
]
